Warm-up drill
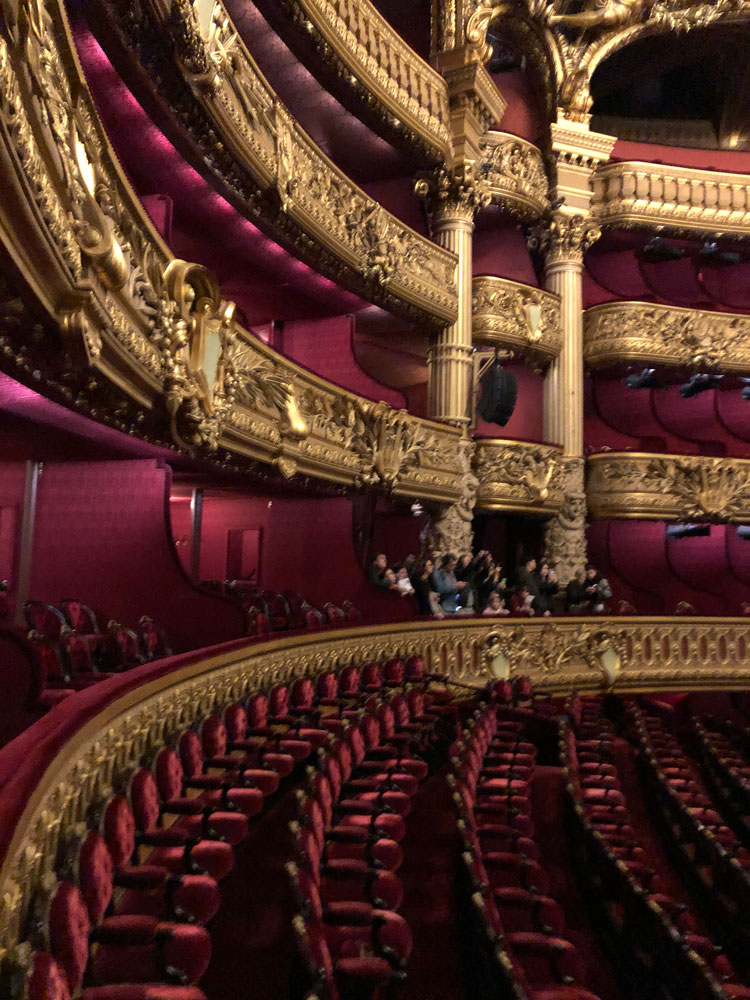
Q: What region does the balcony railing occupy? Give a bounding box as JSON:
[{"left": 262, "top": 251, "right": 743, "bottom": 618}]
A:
[
  {"left": 480, "top": 131, "right": 549, "bottom": 220},
  {"left": 592, "top": 160, "right": 750, "bottom": 237},
  {"left": 474, "top": 438, "right": 565, "bottom": 515},
  {"left": 473, "top": 275, "right": 561, "bottom": 365}
]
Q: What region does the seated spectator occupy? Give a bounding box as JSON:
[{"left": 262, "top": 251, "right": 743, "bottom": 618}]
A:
[
  {"left": 404, "top": 552, "right": 417, "bottom": 577},
  {"left": 482, "top": 592, "right": 510, "bottom": 617},
  {"left": 511, "top": 586, "right": 536, "bottom": 616},
  {"left": 539, "top": 562, "right": 561, "bottom": 613},
  {"left": 383, "top": 568, "right": 398, "bottom": 591},
  {"left": 478, "top": 558, "right": 505, "bottom": 611},
  {"left": 395, "top": 566, "right": 415, "bottom": 597},
  {"left": 516, "top": 556, "right": 549, "bottom": 613},
  {"left": 566, "top": 569, "right": 591, "bottom": 614},
  {"left": 369, "top": 553, "right": 390, "bottom": 588},
  {"left": 412, "top": 559, "right": 444, "bottom": 618},
  {"left": 456, "top": 553, "right": 479, "bottom": 610},
  {"left": 432, "top": 552, "right": 467, "bottom": 614}
]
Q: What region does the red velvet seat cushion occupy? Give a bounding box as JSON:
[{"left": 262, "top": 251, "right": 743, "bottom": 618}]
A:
[
  {"left": 149, "top": 838, "right": 234, "bottom": 882},
  {"left": 117, "top": 869, "right": 220, "bottom": 924},
  {"left": 90, "top": 922, "right": 210, "bottom": 986},
  {"left": 27, "top": 953, "right": 71, "bottom": 1000},
  {"left": 83, "top": 987, "right": 207, "bottom": 999},
  {"left": 48, "top": 883, "right": 91, "bottom": 992}
]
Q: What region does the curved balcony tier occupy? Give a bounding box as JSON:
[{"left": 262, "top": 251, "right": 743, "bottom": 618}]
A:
[
  {"left": 587, "top": 452, "right": 750, "bottom": 523},
  {"left": 0, "top": 0, "right": 461, "bottom": 503},
  {"left": 479, "top": 131, "right": 550, "bottom": 220},
  {"left": 592, "top": 160, "right": 750, "bottom": 239},
  {"left": 2, "top": 615, "right": 750, "bottom": 959},
  {"left": 474, "top": 438, "right": 565, "bottom": 516},
  {"left": 473, "top": 275, "right": 561, "bottom": 365},
  {"left": 80, "top": 0, "right": 458, "bottom": 330},
  {"left": 245, "top": 0, "right": 452, "bottom": 165}
]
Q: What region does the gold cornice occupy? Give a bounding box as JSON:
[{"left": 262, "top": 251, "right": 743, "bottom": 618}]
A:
[
  {"left": 585, "top": 300, "right": 750, "bottom": 373},
  {"left": 3, "top": 614, "right": 750, "bottom": 961},
  {"left": 474, "top": 437, "right": 566, "bottom": 515},
  {"left": 472, "top": 275, "right": 562, "bottom": 364},
  {"left": 252, "top": 0, "right": 452, "bottom": 165},
  {"left": 479, "top": 131, "right": 550, "bottom": 219},
  {"left": 587, "top": 451, "right": 750, "bottom": 522},
  {"left": 0, "top": 0, "right": 463, "bottom": 504},
  {"left": 592, "top": 160, "right": 750, "bottom": 238},
  {"left": 90, "top": 0, "right": 458, "bottom": 329}
]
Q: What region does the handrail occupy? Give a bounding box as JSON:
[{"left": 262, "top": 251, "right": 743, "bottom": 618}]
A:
[{"left": 2, "top": 614, "right": 750, "bottom": 956}]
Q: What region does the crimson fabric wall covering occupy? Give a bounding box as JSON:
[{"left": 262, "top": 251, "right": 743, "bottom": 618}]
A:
[
  {"left": 474, "top": 362, "right": 545, "bottom": 441},
  {"left": 28, "top": 460, "right": 245, "bottom": 650}
]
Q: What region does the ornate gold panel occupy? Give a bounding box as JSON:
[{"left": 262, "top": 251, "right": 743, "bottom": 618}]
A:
[
  {"left": 479, "top": 131, "right": 549, "bottom": 220},
  {"left": 587, "top": 452, "right": 750, "bottom": 522},
  {"left": 592, "top": 161, "right": 750, "bottom": 238},
  {"left": 3, "top": 615, "right": 750, "bottom": 964},
  {"left": 473, "top": 275, "right": 562, "bottom": 364},
  {"left": 474, "top": 438, "right": 566, "bottom": 515},
  {"left": 102, "top": 0, "right": 458, "bottom": 328},
  {"left": 585, "top": 300, "right": 750, "bottom": 372},
  {"left": 252, "top": 0, "right": 452, "bottom": 164}
]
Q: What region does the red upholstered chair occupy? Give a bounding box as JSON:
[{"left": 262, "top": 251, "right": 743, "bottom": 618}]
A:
[
  {"left": 675, "top": 601, "right": 697, "bottom": 616},
  {"left": 309, "top": 767, "right": 406, "bottom": 845},
  {"left": 136, "top": 616, "right": 172, "bottom": 661},
  {"left": 178, "top": 726, "right": 279, "bottom": 801},
  {"left": 304, "top": 606, "right": 326, "bottom": 629},
  {"left": 128, "top": 769, "right": 235, "bottom": 882},
  {"left": 383, "top": 657, "right": 404, "bottom": 689},
  {"left": 283, "top": 590, "right": 308, "bottom": 629},
  {"left": 337, "top": 663, "right": 361, "bottom": 702},
  {"left": 323, "top": 602, "right": 346, "bottom": 625},
  {"left": 360, "top": 661, "right": 383, "bottom": 693},
  {"left": 199, "top": 714, "right": 286, "bottom": 793},
  {"left": 244, "top": 693, "right": 312, "bottom": 763},
  {"left": 152, "top": 747, "right": 255, "bottom": 838},
  {"left": 290, "top": 676, "right": 346, "bottom": 735},
  {"left": 24, "top": 600, "right": 67, "bottom": 638},
  {"left": 262, "top": 590, "right": 290, "bottom": 631},
  {"left": 26, "top": 632, "right": 78, "bottom": 709},
  {"left": 222, "top": 703, "right": 294, "bottom": 780},
  {"left": 60, "top": 599, "right": 99, "bottom": 636},
  {"left": 107, "top": 621, "right": 143, "bottom": 670},
  {"left": 0, "top": 579, "right": 10, "bottom": 621},
  {"left": 101, "top": 796, "right": 220, "bottom": 924},
  {"left": 267, "top": 684, "right": 330, "bottom": 747},
  {"left": 246, "top": 605, "right": 271, "bottom": 636},
  {"left": 299, "top": 792, "right": 403, "bottom": 874},
  {"left": 341, "top": 600, "right": 361, "bottom": 622},
  {"left": 72, "top": 832, "right": 212, "bottom": 987},
  {"left": 288, "top": 862, "right": 412, "bottom": 966}
]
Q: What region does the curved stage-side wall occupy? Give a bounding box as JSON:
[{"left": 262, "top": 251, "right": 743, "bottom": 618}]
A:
[{"left": 2, "top": 615, "right": 750, "bottom": 955}]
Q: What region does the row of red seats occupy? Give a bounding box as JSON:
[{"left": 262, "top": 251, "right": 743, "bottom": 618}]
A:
[
  {"left": 563, "top": 695, "right": 747, "bottom": 998},
  {"left": 690, "top": 718, "right": 750, "bottom": 843},
  {"left": 17, "top": 654, "right": 458, "bottom": 999},
  {"left": 451, "top": 705, "right": 602, "bottom": 1000},
  {"left": 627, "top": 704, "right": 750, "bottom": 976},
  {"left": 224, "top": 584, "right": 360, "bottom": 635}
]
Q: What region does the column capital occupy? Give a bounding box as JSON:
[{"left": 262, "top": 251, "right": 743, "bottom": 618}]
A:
[
  {"left": 415, "top": 163, "right": 491, "bottom": 226},
  {"left": 532, "top": 211, "right": 601, "bottom": 268}
]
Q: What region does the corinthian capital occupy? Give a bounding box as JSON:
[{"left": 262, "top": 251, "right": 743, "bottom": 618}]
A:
[
  {"left": 415, "top": 163, "right": 491, "bottom": 224},
  {"left": 531, "top": 212, "right": 601, "bottom": 266}
]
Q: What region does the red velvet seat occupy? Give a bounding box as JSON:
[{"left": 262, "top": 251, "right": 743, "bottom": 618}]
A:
[
  {"left": 268, "top": 683, "right": 329, "bottom": 747},
  {"left": 136, "top": 615, "right": 172, "bottom": 661},
  {"left": 180, "top": 725, "right": 280, "bottom": 799},
  {"left": 25, "top": 953, "right": 210, "bottom": 1000},
  {"left": 301, "top": 793, "right": 404, "bottom": 872},
  {"left": 107, "top": 621, "right": 144, "bottom": 670},
  {"left": 245, "top": 693, "right": 312, "bottom": 762},
  {"left": 154, "top": 746, "right": 259, "bottom": 828},
  {"left": 128, "top": 770, "right": 235, "bottom": 881},
  {"left": 101, "top": 796, "right": 220, "bottom": 924},
  {"left": 24, "top": 600, "right": 67, "bottom": 638}
]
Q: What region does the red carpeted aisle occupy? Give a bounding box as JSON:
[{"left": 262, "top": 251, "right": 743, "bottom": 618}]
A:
[
  {"left": 398, "top": 768, "right": 468, "bottom": 1000},
  {"left": 202, "top": 788, "right": 299, "bottom": 1000},
  {"left": 531, "top": 765, "right": 625, "bottom": 1000}
]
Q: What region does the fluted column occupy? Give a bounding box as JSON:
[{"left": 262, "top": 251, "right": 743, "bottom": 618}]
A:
[{"left": 417, "top": 165, "right": 490, "bottom": 427}]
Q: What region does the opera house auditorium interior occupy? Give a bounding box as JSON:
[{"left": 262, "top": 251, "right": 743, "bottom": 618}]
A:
[{"left": 10, "top": 0, "right": 750, "bottom": 998}]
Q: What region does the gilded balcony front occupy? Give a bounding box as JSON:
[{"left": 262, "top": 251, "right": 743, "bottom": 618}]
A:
[
  {"left": 479, "top": 131, "right": 550, "bottom": 220},
  {"left": 587, "top": 452, "right": 750, "bottom": 523},
  {"left": 474, "top": 439, "right": 565, "bottom": 516},
  {"left": 250, "top": 0, "right": 452, "bottom": 164},
  {"left": 473, "top": 275, "right": 562, "bottom": 365},
  {"left": 592, "top": 161, "right": 750, "bottom": 238}
]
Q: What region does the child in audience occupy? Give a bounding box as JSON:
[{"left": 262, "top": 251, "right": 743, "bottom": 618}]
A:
[
  {"left": 482, "top": 592, "right": 509, "bottom": 616},
  {"left": 395, "top": 566, "right": 415, "bottom": 596}
]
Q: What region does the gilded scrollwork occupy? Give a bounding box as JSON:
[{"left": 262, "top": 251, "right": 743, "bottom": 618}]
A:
[
  {"left": 587, "top": 452, "right": 750, "bottom": 522},
  {"left": 479, "top": 131, "right": 550, "bottom": 219},
  {"left": 474, "top": 438, "right": 566, "bottom": 515},
  {"left": 585, "top": 301, "right": 750, "bottom": 372},
  {"left": 532, "top": 210, "right": 602, "bottom": 265},
  {"left": 473, "top": 276, "right": 562, "bottom": 364},
  {"left": 415, "top": 162, "right": 492, "bottom": 224}
]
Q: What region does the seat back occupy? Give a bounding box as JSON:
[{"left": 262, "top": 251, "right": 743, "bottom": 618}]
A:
[
  {"left": 137, "top": 615, "right": 171, "bottom": 660},
  {"left": 155, "top": 747, "right": 186, "bottom": 801},
  {"left": 106, "top": 621, "right": 142, "bottom": 670},
  {"left": 101, "top": 795, "right": 137, "bottom": 867},
  {"left": 24, "top": 601, "right": 66, "bottom": 639},
  {"left": 60, "top": 599, "right": 99, "bottom": 635},
  {"left": 76, "top": 830, "right": 115, "bottom": 924}
]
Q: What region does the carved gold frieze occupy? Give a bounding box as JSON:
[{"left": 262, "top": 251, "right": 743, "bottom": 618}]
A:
[
  {"left": 587, "top": 452, "right": 750, "bottom": 522},
  {"left": 3, "top": 615, "right": 750, "bottom": 961},
  {"left": 473, "top": 275, "right": 562, "bottom": 364},
  {"left": 479, "top": 131, "right": 550, "bottom": 219},
  {"left": 585, "top": 301, "right": 750, "bottom": 372},
  {"left": 115, "top": 0, "right": 458, "bottom": 327},
  {"left": 252, "top": 0, "right": 452, "bottom": 164},
  {"left": 592, "top": 161, "right": 750, "bottom": 238},
  {"left": 474, "top": 438, "right": 566, "bottom": 515}
]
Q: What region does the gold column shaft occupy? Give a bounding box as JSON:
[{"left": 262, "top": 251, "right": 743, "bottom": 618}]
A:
[
  {"left": 428, "top": 211, "right": 474, "bottom": 426},
  {"left": 544, "top": 256, "right": 584, "bottom": 457}
]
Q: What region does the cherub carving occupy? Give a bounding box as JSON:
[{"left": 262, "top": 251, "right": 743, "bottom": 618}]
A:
[{"left": 549, "top": 0, "right": 656, "bottom": 31}]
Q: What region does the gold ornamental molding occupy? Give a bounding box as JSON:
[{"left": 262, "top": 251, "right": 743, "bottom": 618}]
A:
[
  {"left": 3, "top": 616, "right": 750, "bottom": 965},
  {"left": 585, "top": 301, "right": 750, "bottom": 373},
  {"left": 474, "top": 438, "right": 566, "bottom": 515},
  {"left": 592, "top": 160, "right": 750, "bottom": 238},
  {"left": 473, "top": 275, "right": 562, "bottom": 364},
  {"left": 479, "top": 130, "right": 550, "bottom": 219},
  {"left": 587, "top": 452, "right": 750, "bottom": 523},
  {"left": 87, "top": 0, "right": 458, "bottom": 330},
  {"left": 250, "top": 0, "right": 452, "bottom": 164},
  {"left": 0, "top": 0, "right": 462, "bottom": 504}
]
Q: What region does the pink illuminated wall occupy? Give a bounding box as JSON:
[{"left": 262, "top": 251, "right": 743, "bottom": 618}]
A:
[{"left": 28, "top": 460, "right": 246, "bottom": 650}]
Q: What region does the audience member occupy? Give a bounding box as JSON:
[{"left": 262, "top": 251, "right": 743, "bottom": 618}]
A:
[
  {"left": 432, "top": 552, "right": 466, "bottom": 613},
  {"left": 395, "top": 566, "right": 415, "bottom": 596},
  {"left": 477, "top": 558, "right": 505, "bottom": 611},
  {"left": 539, "top": 562, "right": 561, "bottom": 614},
  {"left": 383, "top": 568, "right": 398, "bottom": 591},
  {"left": 566, "top": 569, "right": 591, "bottom": 614},
  {"left": 511, "top": 586, "right": 536, "bottom": 616},
  {"left": 369, "top": 553, "right": 390, "bottom": 588},
  {"left": 456, "top": 553, "right": 478, "bottom": 610},
  {"left": 412, "top": 559, "right": 442, "bottom": 616},
  {"left": 404, "top": 553, "right": 417, "bottom": 577},
  {"left": 482, "top": 592, "right": 510, "bottom": 617}
]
